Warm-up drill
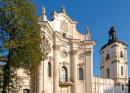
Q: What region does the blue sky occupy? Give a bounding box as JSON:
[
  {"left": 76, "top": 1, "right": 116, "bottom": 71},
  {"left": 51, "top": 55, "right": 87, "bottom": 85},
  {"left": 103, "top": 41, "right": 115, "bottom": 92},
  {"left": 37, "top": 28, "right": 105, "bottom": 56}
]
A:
[{"left": 33, "top": 0, "right": 130, "bottom": 77}]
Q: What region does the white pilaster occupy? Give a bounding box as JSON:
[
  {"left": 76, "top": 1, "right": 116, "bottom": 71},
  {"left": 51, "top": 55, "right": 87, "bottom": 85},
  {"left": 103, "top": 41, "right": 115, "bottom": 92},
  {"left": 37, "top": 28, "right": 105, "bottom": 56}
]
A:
[
  {"left": 71, "top": 50, "right": 78, "bottom": 93},
  {"left": 85, "top": 48, "right": 93, "bottom": 93},
  {"left": 38, "top": 62, "right": 44, "bottom": 93},
  {"left": 53, "top": 32, "right": 59, "bottom": 93}
]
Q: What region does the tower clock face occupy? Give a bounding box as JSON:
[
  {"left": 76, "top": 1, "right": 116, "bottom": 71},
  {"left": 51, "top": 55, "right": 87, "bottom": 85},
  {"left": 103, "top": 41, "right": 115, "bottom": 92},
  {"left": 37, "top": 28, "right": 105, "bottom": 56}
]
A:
[{"left": 60, "top": 51, "right": 67, "bottom": 58}]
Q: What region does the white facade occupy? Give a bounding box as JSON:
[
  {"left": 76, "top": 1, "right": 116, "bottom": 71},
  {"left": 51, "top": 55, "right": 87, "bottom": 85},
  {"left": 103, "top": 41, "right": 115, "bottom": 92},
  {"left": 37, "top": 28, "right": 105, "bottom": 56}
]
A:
[
  {"left": 34, "top": 7, "right": 95, "bottom": 93},
  {"left": 15, "top": 8, "right": 128, "bottom": 93},
  {"left": 94, "top": 26, "right": 128, "bottom": 93}
]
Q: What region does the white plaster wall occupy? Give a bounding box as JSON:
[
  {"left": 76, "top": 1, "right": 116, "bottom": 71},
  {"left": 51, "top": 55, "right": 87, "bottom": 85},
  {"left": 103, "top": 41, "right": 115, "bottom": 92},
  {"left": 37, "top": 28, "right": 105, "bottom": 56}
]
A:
[
  {"left": 100, "top": 42, "right": 128, "bottom": 80},
  {"left": 92, "top": 77, "right": 115, "bottom": 93}
]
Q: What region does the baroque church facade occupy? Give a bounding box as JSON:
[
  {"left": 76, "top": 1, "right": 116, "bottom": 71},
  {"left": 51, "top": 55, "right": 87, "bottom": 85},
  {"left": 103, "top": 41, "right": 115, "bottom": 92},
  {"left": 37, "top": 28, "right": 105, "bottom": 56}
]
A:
[{"left": 3, "top": 7, "right": 128, "bottom": 93}]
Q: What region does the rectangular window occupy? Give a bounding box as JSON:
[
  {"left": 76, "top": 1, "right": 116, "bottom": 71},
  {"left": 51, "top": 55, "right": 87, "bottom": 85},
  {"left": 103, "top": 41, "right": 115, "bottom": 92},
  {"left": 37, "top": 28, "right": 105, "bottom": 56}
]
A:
[
  {"left": 121, "top": 66, "right": 123, "bottom": 76},
  {"left": 79, "top": 68, "right": 83, "bottom": 80},
  {"left": 106, "top": 68, "right": 110, "bottom": 78},
  {"left": 106, "top": 54, "right": 110, "bottom": 60}
]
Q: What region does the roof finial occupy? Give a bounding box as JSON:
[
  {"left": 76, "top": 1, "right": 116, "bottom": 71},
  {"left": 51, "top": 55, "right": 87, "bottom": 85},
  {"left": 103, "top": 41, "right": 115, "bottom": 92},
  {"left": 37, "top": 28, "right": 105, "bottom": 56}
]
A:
[
  {"left": 85, "top": 27, "right": 91, "bottom": 40},
  {"left": 61, "top": 5, "right": 66, "bottom": 14},
  {"left": 41, "top": 6, "right": 47, "bottom": 21},
  {"left": 42, "top": 6, "right": 46, "bottom": 15},
  {"left": 86, "top": 27, "right": 90, "bottom": 34}
]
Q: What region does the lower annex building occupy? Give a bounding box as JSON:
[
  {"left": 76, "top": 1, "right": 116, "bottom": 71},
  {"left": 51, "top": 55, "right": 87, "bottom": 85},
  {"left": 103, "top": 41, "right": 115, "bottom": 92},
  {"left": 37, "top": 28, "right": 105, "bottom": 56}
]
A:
[{"left": 0, "top": 7, "right": 129, "bottom": 93}]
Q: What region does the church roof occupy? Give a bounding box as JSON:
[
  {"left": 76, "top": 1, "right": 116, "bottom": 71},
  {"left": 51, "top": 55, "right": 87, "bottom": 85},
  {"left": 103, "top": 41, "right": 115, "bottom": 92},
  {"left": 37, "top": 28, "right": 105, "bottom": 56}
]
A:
[{"left": 101, "top": 39, "right": 128, "bottom": 50}]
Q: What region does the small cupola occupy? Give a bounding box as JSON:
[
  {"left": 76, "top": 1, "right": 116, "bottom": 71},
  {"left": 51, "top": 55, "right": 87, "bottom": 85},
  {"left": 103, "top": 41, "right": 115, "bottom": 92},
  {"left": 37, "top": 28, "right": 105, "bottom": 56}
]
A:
[{"left": 108, "top": 26, "right": 117, "bottom": 43}]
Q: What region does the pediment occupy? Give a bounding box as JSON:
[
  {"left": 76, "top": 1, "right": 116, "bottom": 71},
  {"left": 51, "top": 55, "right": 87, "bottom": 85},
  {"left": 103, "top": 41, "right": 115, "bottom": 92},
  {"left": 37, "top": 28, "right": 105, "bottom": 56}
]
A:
[{"left": 58, "top": 13, "right": 77, "bottom": 24}]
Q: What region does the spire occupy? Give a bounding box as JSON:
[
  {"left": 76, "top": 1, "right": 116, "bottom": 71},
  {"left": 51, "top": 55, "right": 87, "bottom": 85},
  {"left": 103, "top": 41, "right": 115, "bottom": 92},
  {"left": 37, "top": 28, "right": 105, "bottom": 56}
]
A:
[
  {"left": 61, "top": 6, "right": 66, "bottom": 14},
  {"left": 42, "top": 6, "right": 47, "bottom": 21},
  {"left": 108, "top": 26, "right": 117, "bottom": 43}
]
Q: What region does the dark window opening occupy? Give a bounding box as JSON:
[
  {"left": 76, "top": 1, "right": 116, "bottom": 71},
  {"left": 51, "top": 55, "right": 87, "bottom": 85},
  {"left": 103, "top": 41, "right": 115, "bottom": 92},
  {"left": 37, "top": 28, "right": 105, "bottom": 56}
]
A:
[
  {"left": 122, "top": 84, "right": 124, "bottom": 90},
  {"left": 106, "top": 54, "right": 110, "bottom": 60},
  {"left": 79, "top": 68, "right": 84, "bottom": 80},
  {"left": 23, "top": 89, "right": 30, "bottom": 93},
  {"left": 107, "top": 68, "right": 110, "bottom": 78},
  {"left": 63, "top": 33, "right": 66, "bottom": 37},
  {"left": 121, "top": 66, "right": 123, "bottom": 76},
  {"left": 120, "top": 51, "right": 123, "bottom": 57},
  {"left": 48, "top": 62, "right": 51, "bottom": 77}
]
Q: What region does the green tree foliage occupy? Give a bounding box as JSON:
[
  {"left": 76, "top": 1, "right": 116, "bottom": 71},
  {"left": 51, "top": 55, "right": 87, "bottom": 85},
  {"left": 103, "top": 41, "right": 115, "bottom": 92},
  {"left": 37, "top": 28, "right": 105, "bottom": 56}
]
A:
[{"left": 0, "top": 0, "right": 46, "bottom": 92}]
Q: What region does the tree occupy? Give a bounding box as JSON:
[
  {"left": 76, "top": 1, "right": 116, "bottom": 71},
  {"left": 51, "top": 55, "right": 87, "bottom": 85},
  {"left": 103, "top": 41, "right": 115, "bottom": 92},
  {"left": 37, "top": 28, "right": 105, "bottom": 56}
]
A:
[{"left": 0, "top": 0, "right": 46, "bottom": 92}]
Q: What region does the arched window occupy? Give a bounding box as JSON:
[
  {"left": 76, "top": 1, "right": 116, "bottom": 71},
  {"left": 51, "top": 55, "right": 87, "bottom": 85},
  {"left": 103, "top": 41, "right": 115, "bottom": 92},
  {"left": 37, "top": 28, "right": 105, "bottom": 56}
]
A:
[
  {"left": 107, "top": 68, "right": 110, "bottom": 78},
  {"left": 60, "top": 66, "right": 67, "bottom": 81},
  {"left": 121, "top": 66, "right": 123, "bottom": 76},
  {"left": 79, "top": 68, "right": 83, "bottom": 80},
  {"left": 122, "top": 84, "right": 124, "bottom": 90},
  {"left": 23, "top": 89, "right": 30, "bottom": 93},
  {"left": 48, "top": 62, "right": 51, "bottom": 77},
  {"left": 120, "top": 51, "right": 123, "bottom": 57}
]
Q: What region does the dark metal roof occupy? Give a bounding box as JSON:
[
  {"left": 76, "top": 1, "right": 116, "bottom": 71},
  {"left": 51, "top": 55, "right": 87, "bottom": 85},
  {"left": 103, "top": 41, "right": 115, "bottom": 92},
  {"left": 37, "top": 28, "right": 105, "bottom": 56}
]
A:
[{"left": 100, "top": 39, "right": 128, "bottom": 50}]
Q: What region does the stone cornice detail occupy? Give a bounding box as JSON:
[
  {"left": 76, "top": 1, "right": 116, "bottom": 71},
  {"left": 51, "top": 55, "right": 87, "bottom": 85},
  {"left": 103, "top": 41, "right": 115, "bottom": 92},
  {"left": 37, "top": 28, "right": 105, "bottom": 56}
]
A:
[{"left": 81, "top": 40, "right": 96, "bottom": 46}]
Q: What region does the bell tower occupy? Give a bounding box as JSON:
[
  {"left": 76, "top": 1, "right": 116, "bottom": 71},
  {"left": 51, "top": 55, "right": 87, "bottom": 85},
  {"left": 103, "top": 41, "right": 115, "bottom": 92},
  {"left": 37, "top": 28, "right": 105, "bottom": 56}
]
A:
[{"left": 100, "top": 26, "right": 128, "bottom": 88}]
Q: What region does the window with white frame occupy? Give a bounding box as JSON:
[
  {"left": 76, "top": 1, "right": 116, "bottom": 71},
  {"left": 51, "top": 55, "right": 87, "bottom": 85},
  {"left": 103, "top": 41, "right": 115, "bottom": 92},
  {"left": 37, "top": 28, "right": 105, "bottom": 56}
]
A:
[{"left": 60, "top": 66, "right": 67, "bottom": 82}]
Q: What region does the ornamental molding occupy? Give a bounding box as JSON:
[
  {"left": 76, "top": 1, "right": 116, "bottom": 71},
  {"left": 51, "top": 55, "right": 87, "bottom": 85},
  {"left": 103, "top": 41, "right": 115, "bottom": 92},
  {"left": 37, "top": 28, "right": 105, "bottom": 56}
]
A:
[
  {"left": 78, "top": 53, "right": 84, "bottom": 60},
  {"left": 53, "top": 45, "right": 60, "bottom": 50},
  {"left": 83, "top": 50, "right": 91, "bottom": 56},
  {"left": 71, "top": 50, "right": 78, "bottom": 55},
  {"left": 60, "top": 51, "right": 68, "bottom": 58},
  {"left": 59, "top": 61, "right": 69, "bottom": 67},
  {"left": 78, "top": 63, "right": 84, "bottom": 67}
]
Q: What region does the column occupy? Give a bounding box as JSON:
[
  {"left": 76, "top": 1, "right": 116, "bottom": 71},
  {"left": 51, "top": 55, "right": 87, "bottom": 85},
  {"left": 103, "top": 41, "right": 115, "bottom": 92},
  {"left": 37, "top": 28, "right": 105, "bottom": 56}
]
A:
[
  {"left": 53, "top": 32, "right": 59, "bottom": 93},
  {"left": 71, "top": 49, "right": 78, "bottom": 93},
  {"left": 85, "top": 48, "right": 93, "bottom": 93}
]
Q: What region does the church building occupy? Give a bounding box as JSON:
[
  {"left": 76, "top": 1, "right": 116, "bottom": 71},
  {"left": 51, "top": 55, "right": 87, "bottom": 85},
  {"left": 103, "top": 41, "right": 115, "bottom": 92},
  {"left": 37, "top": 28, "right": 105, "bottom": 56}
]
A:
[{"left": 0, "top": 7, "right": 128, "bottom": 93}]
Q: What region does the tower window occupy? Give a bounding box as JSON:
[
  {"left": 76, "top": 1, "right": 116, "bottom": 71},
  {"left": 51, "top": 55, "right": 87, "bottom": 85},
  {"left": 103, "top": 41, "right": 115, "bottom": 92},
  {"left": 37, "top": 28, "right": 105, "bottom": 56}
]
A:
[
  {"left": 120, "top": 51, "right": 123, "bottom": 57},
  {"left": 63, "top": 33, "right": 66, "bottom": 37},
  {"left": 122, "top": 84, "right": 124, "bottom": 90},
  {"left": 106, "top": 68, "right": 110, "bottom": 78},
  {"left": 121, "top": 66, "right": 123, "bottom": 76},
  {"left": 79, "top": 68, "right": 84, "bottom": 80},
  {"left": 48, "top": 62, "right": 52, "bottom": 77},
  {"left": 106, "top": 54, "right": 110, "bottom": 60}
]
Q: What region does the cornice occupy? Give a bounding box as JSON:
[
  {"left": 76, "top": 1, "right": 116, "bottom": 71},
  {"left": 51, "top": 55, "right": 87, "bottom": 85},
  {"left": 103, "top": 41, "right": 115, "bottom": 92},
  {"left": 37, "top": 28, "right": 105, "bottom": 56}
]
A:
[{"left": 81, "top": 40, "right": 96, "bottom": 46}]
